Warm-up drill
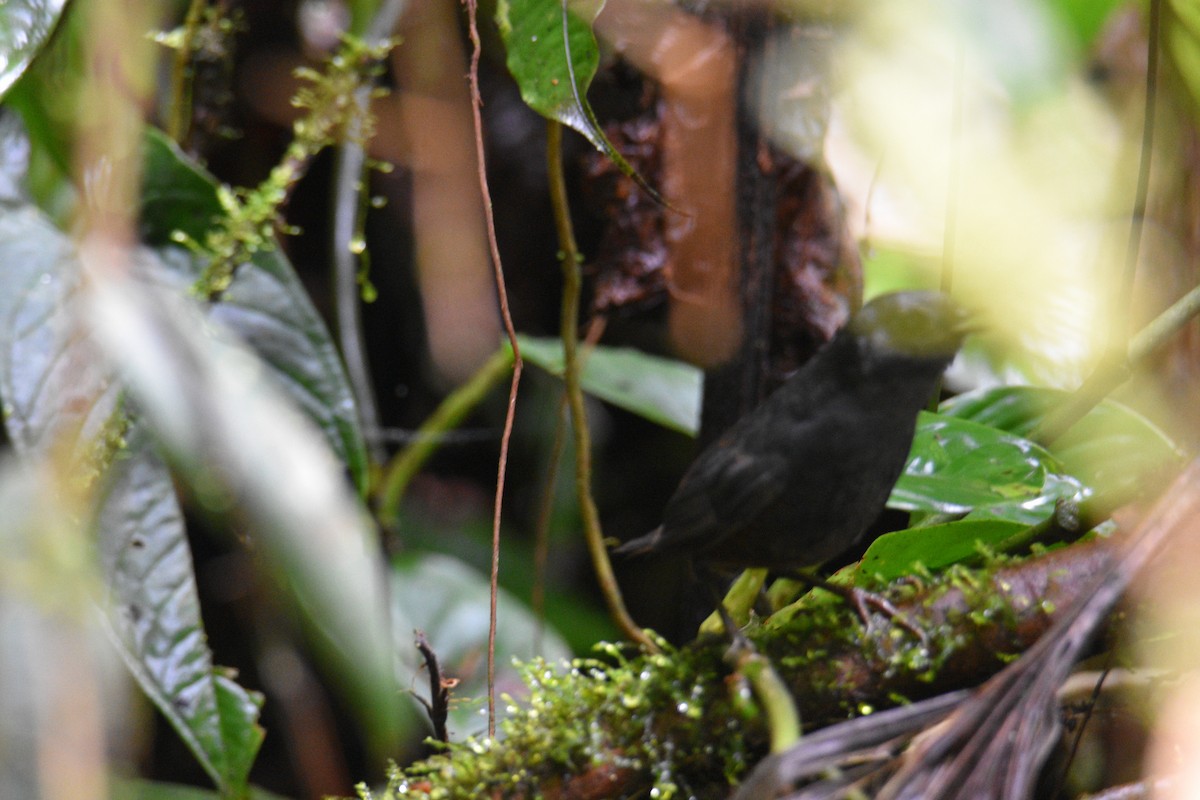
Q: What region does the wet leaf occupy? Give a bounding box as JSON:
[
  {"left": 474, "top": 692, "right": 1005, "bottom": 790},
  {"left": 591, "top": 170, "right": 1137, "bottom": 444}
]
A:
[
  {"left": 497, "top": 0, "right": 661, "bottom": 199},
  {"left": 85, "top": 269, "right": 410, "bottom": 752},
  {"left": 890, "top": 411, "right": 1087, "bottom": 525},
  {"left": 939, "top": 386, "right": 1183, "bottom": 501},
  {"left": 0, "top": 205, "right": 263, "bottom": 794},
  {"left": 99, "top": 426, "right": 264, "bottom": 792}
]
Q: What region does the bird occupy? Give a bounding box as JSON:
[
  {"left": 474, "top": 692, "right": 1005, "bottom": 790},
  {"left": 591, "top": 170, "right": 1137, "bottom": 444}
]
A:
[{"left": 615, "top": 290, "right": 972, "bottom": 577}]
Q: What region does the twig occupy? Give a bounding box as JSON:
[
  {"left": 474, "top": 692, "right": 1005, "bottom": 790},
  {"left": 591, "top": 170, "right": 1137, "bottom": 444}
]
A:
[
  {"left": 415, "top": 630, "right": 453, "bottom": 743},
  {"left": 546, "top": 119, "right": 659, "bottom": 653},
  {"left": 463, "top": 0, "right": 524, "bottom": 738}
]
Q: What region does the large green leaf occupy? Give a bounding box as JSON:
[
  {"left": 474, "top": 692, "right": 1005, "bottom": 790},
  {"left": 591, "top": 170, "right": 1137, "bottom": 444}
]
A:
[
  {"left": 84, "top": 268, "right": 410, "bottom": 751},
  {"left": 0, "top": 0, "right": 69, "bottom": 99},
  {"left": 939, "top": 386, "right": 1183, "bottom": 501},
  {"left": 0, "top": 205, "right": 264, "bottom": 794},
  {"left": 856, "top": 519, "right": 1028, "bottom": 582},
  {"left": 890, "top": 411, "right": 1087, "bottom": 525},
  {"left": 99, "top": 426, "right": 264, "bottom": 792},
  {"left": 496, "top": 0, "right": 657, "bottom": 196},
  {"left": 516, "top": 334, "right": 701, "bottom": 434},
  {"left": 140, "top": 128, "right": 370, "bottom": 492}
]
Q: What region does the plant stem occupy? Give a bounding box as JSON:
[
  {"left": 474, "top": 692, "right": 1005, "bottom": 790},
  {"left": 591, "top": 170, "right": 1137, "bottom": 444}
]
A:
[
  {"left": 167, "top": 0, "right": 206, "bottom": 144},
  {"left": 375, "top": 347, "right": 513, "bottom": 525},
  {"left": 546, "top": 119, "right": 659, "bottom": 653}
]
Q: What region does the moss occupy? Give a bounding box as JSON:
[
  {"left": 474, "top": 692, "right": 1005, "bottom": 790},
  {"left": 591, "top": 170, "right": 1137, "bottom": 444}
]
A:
[
  {"left": 188, "top": 35, "right": 393, "bottom": 300},
  {"left": 357, "top": 639, "right": 764, "bottom": 799}
]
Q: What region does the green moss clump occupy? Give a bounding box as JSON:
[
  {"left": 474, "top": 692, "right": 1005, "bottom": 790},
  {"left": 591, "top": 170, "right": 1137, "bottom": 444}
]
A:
[{"left": 358, "top": 639, "right": 765, "bottom": 799}]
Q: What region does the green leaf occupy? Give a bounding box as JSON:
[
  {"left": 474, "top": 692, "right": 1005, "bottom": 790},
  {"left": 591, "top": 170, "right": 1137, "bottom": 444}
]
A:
[
  {"left": 85, "top": 269, "right": 411, "bottom": 752},
  {"left": 516, "top": 334, "right": 701, "bottom": 434},
  {"left": 100, "top": 426, "right": 264, "bottom": 793},
  {"left": 0, "top": 205, "right": 264, "bottom": 795},
  {"left": 939, "top": 386, "right": 1183, "bottom": 500},
  {"left": 890, "top": 411, "right": 1087, "bottom": 525},
  {"left": 392, "top": 553, "right": 572, "bottom": 737},
  {"left": 140, "top": 128, "right": 370, "bottom": 493},
  {"left": 0, "top": 0, "right": 69, "bottom": 99},
  {"left": 497, "top": 0, "right": 660, "bottom": 199},
  {"left": 857, "top": 519, "right": 1028, "bottom": 582}
]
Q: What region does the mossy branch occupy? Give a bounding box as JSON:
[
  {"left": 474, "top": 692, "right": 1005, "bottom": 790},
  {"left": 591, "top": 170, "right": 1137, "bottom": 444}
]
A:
[{"left": 352, "top": 538, "right": 1119, "bottom": 800}]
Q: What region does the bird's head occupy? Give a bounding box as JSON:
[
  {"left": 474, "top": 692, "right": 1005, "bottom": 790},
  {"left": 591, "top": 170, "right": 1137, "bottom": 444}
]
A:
[{"left": 847, "top": 291, "right": 974, "bottom": 360}]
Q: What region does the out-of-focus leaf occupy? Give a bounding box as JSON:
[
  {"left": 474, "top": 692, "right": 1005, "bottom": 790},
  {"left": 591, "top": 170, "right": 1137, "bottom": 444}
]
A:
[
  {"left": 100, "top": 426, "right": 263, "bottom": 792},
  {"left": 890, "top": 412, "right": 1087, "bottom": 525},
  {"left": 516, "top": 334, "right": 701, "bottom": 435},
  {"left": 0, "top": 111, "right": 31, "bottom": 203},
  {"left": 392, "top": 553, "right": 572, "bottom": 738},
  {"left": 1046, "top": 0, "right": 1124, "bottom": 49},
  {"left": 0, "top": 206, "right": 117, "bottom": 453},
  {"left": 140, "top": 128, "right": 370, "bottom": 492},
  {"left": 0, "top": 458, "right": 121, "bottom": 800},
  {"left": 0, "top": 0, "right": 69, "bottom": 99},
  {"left": 1169, "top": 0, "right": 1200, "bottom": 121},
  {"left": 0, "top": 205, "right": 263, "bottom": 794},
  {"left": 940, "top": 386, "right": 1183, "bottom": 500},
  {"left": 496, "top": 0, "right": 659, "bottom": 198},
  {"left": 84, "top": 269, "right": 411, "bottom": 751},
  {"left": 857, "top": 519, "right": 1028, "bottom": 582},
  {"left": 109, "top": 778, "right": 291, "bottom": 800}
]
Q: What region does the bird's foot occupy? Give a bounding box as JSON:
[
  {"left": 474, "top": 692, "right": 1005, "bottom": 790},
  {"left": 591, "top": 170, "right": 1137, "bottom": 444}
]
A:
[
  {"left": 841, "top": 586, "right": 926, "bottom": 643},
  {"left": 786, "top": 572, "right": 926, "bottom": 643}
]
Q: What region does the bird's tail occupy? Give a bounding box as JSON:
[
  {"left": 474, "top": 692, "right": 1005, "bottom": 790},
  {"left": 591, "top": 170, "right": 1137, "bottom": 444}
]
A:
[{"left": 612, "top": 526, "right": 665, "bottom": 557}]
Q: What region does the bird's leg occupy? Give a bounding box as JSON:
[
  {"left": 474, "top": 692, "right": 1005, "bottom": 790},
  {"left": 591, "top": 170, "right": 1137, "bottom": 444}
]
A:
[
  {"left": 693, "top": 562, "right": 755, "bottom": 653},
  {"left": 785, "top": 571, "right": 926, "bottom": 643}
]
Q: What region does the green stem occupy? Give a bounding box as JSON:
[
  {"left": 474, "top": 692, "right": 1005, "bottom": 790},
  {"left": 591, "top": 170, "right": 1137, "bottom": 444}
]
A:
[
  {"left": 376, "top": 347, "right": 513, "bottom": 524},
  {"left": 167, "top": 0, "right": 206, "bottom": 144},
  {"left": 546, "top": 120, "right": 658, "bottom": 653},
  {"left": 734, "top": 649, "right": 802, "bottom": 753}
]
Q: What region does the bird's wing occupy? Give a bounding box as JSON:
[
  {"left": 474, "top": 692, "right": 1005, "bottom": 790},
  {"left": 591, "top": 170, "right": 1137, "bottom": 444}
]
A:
[{"left": 660, "top": 443, "right": 790, "bottom": 549}]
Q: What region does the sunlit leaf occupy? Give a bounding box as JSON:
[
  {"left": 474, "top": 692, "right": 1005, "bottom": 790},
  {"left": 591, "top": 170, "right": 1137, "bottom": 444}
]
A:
[
  {"left": 0, "top": 0, "right": 69, "bottom": 99},
  {"left": 516, "top": 334, "right": 701, "bottom": 434}
]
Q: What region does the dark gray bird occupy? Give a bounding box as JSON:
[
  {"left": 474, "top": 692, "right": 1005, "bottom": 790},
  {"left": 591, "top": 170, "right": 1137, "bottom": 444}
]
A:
[{"left": 616, "top": 290, "right": 972, "bottom": 571}]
